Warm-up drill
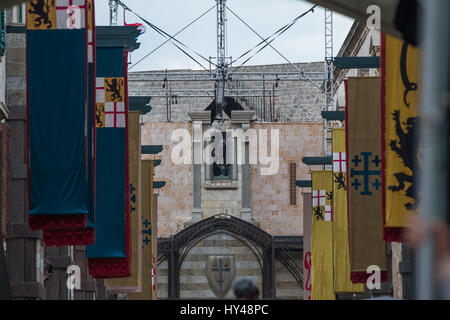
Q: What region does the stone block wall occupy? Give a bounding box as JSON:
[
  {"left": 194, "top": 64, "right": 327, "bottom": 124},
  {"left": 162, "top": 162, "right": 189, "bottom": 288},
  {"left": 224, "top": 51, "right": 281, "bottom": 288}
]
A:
[
  {"left": 129, "top": 62, "right": 326, "bottom": 123},
  {"left": 250, "top": 122, "right": 323, "bottom": 236},
  {"left": 141, "top": 121, "right": 193, "bottom": 237},
  {"left": 275, "top": 253, "right": 303, "bottom": 299},
  {"left": 157, "top": 232, "right": 262, "bottom": 299},
  {"left": 142, "top": 121, "right": 323, "bottom": 237}
]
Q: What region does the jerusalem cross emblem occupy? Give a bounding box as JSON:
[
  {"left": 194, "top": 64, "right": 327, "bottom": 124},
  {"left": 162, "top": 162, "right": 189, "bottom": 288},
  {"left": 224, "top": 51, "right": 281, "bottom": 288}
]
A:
[{"left": 350, "top": 152, "right": 381, "bottom": 196}]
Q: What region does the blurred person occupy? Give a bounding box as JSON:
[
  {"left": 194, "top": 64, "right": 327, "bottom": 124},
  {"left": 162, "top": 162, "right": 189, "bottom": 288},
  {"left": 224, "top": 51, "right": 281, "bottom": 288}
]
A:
[
  {"left": 404, "top": 214, "right": 450, "bottom": 299},
  {"left": 233, "top": 277, "right": 260, "bottom": 300}
]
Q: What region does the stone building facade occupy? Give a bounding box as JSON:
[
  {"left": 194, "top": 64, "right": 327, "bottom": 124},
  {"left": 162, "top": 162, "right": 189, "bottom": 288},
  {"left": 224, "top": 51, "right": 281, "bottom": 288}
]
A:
[
  {"left": 135, "top": 60, "right": 327, "bottom": 299},
  {"left": 141, "top": 121, "right": 323, "bottom": 239}
]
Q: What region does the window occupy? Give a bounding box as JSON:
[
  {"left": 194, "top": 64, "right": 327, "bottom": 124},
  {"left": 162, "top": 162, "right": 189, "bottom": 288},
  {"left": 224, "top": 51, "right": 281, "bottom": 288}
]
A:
[
  {"left": 19, "top": 4, "right": 23, "bottom": 24},
  {"left": 289, "top": 163, "right": 297, "bottom": 205},
  {"left": 210, "top": 132, "right": 232, "bottom": 180}
]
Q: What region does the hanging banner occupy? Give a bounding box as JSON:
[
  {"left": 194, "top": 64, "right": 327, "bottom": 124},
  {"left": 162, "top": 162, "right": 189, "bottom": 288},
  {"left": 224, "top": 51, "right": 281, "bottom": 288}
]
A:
[
  {"left": 311, "top": 171, "right": 335, "bottom": 300},
  {"left": 127, "top": 160, "right": 154, "bottom": 300},
  {"left": 42, "top": 0, "right": 96, "bottom": 246},
  {"left": 332, "top": 128, "right": 364, "bottom": 293},
  {"left": 382, "top": 33, "right": 421, "bottom": 242},
  {"left": 87, "top": 47, "right": 130, "bottom": 278},
  {"left": 302, "top": 192, "right": 312, "bottom": 300},
  {"left": 27, "top": 0, "right": 89, "bottom": 231},
  {"left": 152, "top": 193, "right": 158, "bottom": 299},
  {"left": 105, "top": 111, "right": 142, "bottom": 292},
  {"left": 346, "top": 77, "right": 387, "bottom": 283}
]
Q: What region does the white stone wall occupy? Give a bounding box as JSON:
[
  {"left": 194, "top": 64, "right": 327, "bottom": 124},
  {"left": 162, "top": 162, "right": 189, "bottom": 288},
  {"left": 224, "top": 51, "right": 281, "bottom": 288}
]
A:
[
  {"left": 142, "top": 121, "right": 323, "bottom": 238},
  {"left": 141, "top": 122, "right": 193, "bottom": 237},
  {"left": 250, "top": 122, "right": 323, "bottom": 236}
]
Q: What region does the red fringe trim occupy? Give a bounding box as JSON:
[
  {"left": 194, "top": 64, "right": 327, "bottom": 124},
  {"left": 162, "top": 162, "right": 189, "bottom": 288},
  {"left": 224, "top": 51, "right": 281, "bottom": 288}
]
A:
[
  {"left": 351, "top": 271, "right": 389, "bottom": 284},
  {"left": 383, "top": 227, "right": 404, "bottom": 242},
  {"left": 88, "top": 258, "right": 131, "bottom": 279},
  {"left": 43, "top": 228, "right": 95, "bottom": 247},
  {"left": 29, "top": 214, "right": 86, "bottom": 231}
]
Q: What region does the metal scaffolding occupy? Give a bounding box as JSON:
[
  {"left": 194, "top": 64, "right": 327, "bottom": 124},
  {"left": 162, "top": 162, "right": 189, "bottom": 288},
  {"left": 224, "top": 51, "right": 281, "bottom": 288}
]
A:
[
  {"left": 109, "top": 0, "right": 119, "bottom": 26},
  {"left": 323, "top": 8, "right": 334, "bottom": 158}
]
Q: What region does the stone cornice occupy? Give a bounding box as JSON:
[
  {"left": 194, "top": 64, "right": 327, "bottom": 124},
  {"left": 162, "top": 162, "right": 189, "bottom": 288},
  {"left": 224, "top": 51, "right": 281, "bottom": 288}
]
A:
[
  {"left": 187, "top": 111, "right": 211, "bottom": 123},
  {"left": 231, "top": 110, "right": 255, "bottom": 124},
  {"left": 96, "top": 26, "right": 141, "bottom": 53}
]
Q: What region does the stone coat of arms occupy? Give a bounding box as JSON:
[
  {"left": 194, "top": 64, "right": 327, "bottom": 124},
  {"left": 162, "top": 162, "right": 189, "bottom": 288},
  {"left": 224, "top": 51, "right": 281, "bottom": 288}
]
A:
[{"left": 206, "top": 255, "right": 236, "bottom": 298}]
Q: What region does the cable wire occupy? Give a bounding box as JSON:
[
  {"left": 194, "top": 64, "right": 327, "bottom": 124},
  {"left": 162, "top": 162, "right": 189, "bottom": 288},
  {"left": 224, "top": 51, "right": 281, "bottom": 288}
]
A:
[
  {"left": 227, "top": 6, "right": 334, "bottom": 101},
  {"left": 118, "top": 0, "right": 217, "bottom": 73},
  {"left": 227, "top": 5, "right": 317, "bottom": 68},
  {"left": 128, "top": 5, "right": 215, "bottom": 71}
]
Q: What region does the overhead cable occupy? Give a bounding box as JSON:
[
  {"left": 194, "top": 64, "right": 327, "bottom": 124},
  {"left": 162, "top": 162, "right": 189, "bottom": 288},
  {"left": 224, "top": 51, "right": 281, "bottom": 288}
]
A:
[
  {"left": 227, "top": 5, "right": 317, "bottom": 68},
  {"left": 128, "top": 5, "right": 215, "bottom": 71},
  {"left": 227, "top": 6, "right": 334, "bottom": 102},
  {"left": 118, "top": 0, "right": 217, "bottom": 73}
]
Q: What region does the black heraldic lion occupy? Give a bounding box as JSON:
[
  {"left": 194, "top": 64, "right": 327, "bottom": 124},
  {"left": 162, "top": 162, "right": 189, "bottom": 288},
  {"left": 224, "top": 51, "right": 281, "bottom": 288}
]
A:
[
  {"left": 389, "top": 109, "right": 419, "bottom": 210},
  {"left": 105, "top": 79, "right": 123, "bottom": 102},
  {"left": 28, "top": 0, "right": 54, "bottom": 29}
]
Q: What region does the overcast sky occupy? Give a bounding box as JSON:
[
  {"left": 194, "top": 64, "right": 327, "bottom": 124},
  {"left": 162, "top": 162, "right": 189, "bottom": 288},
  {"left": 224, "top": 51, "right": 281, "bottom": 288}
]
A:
[{"left": 94, "top": 0, "right": 354, "bottom": 72}]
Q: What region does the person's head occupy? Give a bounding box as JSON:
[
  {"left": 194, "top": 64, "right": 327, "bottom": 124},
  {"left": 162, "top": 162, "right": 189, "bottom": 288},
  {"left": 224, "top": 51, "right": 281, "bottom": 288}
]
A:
[{"left": 232, "top": 277, "right": 260, "bottom": 300}]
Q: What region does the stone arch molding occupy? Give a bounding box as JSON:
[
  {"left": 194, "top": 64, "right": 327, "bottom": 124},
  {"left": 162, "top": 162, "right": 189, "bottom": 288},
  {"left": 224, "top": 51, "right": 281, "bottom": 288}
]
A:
[{"left": 158, "top": 214, "right": 302, "bottom": 299}]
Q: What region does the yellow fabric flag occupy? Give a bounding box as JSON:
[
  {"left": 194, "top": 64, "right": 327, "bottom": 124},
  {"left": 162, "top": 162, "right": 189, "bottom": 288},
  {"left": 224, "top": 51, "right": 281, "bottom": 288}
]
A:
[
  {"left": 311, "top": 171, "right": 335, "bottom": 300},
  {"left": 383, "top": 33, "right": 421, "bottom": 241},
  {"left": 332, "top": 129, "right": 364, "bottom": 293},
  {"left": 105, "top": 112, "right": 142, "bottom": 292},
  {"left": 127, "top": 160, "right": 154, "bottom": 300},
  {"left": 27, "top": 0, "right": 56, "bottom": 30}
]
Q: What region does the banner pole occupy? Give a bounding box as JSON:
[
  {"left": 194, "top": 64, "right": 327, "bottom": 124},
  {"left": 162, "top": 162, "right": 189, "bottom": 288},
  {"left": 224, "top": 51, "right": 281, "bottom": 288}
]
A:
[{"left": 417, "top": 0, "right": 450, "bottom": 300}]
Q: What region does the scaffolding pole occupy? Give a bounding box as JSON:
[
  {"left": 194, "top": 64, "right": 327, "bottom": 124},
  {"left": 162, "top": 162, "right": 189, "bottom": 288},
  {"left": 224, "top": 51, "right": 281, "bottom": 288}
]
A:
[
  {"left": 323, "top": 8, "right": 334, "bottom": 160},
  {"left": 417, "top": 0, "right": 450, "bottom": 300},
  {"left": 109, "top": 0, "right": 119, "bottom": 26}
]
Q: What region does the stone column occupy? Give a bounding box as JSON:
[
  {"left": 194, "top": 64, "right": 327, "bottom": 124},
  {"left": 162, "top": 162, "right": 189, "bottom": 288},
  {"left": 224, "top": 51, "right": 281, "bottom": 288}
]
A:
[
  {"left": 231, "top": 111, "right": 254, "bottom": 222},
  {"left": 44, "top": 246, "right": 74, "bottom": 300},
  {"left": 5, "top": 21, "right": 45, "bottom": 300},
  {"left": 187, "top": 112, "right": 210, "bottom": 222}
]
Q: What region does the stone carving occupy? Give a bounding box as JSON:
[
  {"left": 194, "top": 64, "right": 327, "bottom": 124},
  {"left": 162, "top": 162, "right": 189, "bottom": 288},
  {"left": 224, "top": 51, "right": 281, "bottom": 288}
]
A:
[{"left": 206, "top": 255, "right": 236, "bottom": 298}]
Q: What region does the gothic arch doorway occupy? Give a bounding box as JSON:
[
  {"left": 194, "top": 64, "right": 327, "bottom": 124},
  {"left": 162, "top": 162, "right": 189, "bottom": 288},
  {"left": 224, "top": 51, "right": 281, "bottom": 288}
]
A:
[{"left": 158, "top": 214, "right": 303, "bottom": 299}]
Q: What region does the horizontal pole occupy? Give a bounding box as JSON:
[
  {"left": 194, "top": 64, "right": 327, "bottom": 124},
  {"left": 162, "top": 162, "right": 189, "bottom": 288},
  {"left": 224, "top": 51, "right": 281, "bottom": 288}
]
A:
[
  {"left": 333, "top": 56, "right": 380, "bottom": 69},
  {"left": 153, "top": 181, "right": 166, "bottom": 189},
  {"left": 321, "top": 111, "right": 345, "bottom": 121},
  {"left": 301, "top": 156, "right": 332, "bottom": 166},
  {"left": 295, "top": 180, "right": 312, "bottom": 188},
  {"left": 141, "top": 145, "right": 163, "bottom": 154}
]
